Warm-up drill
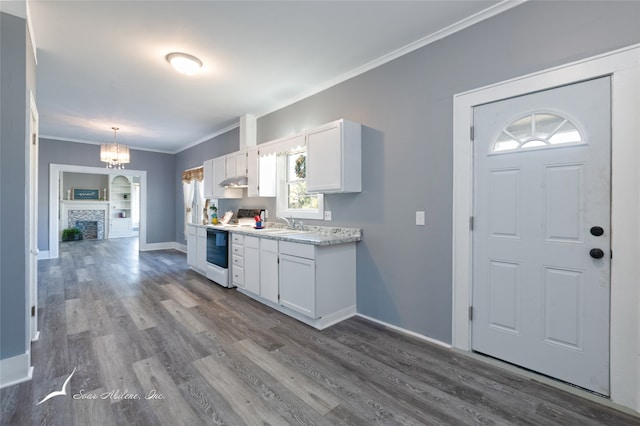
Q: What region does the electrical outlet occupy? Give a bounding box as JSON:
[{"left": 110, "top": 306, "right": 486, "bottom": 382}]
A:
[
  {"left": 416, "top": 211, "right": 425, "bottom": 226},
  {"left": 324, "top": 211, "right": 332, "bottom": 221}
]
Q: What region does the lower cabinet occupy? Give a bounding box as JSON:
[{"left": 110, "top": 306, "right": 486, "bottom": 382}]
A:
[
  {"left": 110, "top": 217, "right": 132, "bottom": 237},
  {"left": 279, "top": 252, "right": 315, "bottom": 318},
  {"left": 187, "top": 224, "right": 207, "bottom": 275},
  {"left": 187, "top": 225, "right": 197, "bottom": 269},
  {"left": 244, "top": 236, "right": 260, "bottom": 294},
  {"left": 196, "top": 226, "right": 207, "bottom": 273},
  {"left": 231, "top": 233, "right": 245, "bottom": 288},
  {"left": 233, "top": 232, "right": 356, "bottom": 329},
  {"left": 260, "top": 238, "right": 279, "bottom": 304}
]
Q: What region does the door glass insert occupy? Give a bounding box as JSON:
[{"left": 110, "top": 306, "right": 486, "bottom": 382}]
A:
[{"left": 491, "top": 113, "right": 583, "bottom": 153}]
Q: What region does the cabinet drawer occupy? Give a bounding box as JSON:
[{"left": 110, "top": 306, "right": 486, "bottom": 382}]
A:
[
  {"left": 232, "top": 266, "right": 244, "bottom": 286},
  {"left": 232, "top": 233, "right": 244, "bottom": 244},
  {"left": 231, "top": 243, "right": 244, "bottom": 256},
  {"left": 279, "top": 241, "right": 315, "bottom": 259},
  {"left": 232, "top": 254, "right": 244, "bottom": 267}
]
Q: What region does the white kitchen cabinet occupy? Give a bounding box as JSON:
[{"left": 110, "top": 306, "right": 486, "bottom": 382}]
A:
[
  {"left": 225, "top": 151, "right": 247, "bottom": 178},
  {"left": 247, "top": 147, "right": 277, "bottom": 198},
  {"left": 244, "top": 236, "right": 260, "bottom": 295},
  {"left": 306, "top": 119, "right": 362, "bottom": 193},
  {"left": 212, "top": 157, "right": 226, "bottom": 198},
  {"left": 203, "top": 158, "right": 214, "bottom": 199},
  {"left": 278, "top": 240, "right": 356, "bottom": 323},
  {"left": 196, "top": 226, "right": 207, "bottom": 273},
  {"left": 231, "top": 233, "right": 245, "bottom": 288},
  {"left": 279, "top": 252, "right": 316, "bottom": 317},
  {"left": 231, "top": 231, "right": 357, "bottom": 330},
  {"left": 187, "top": 224, "right": 197, "bottom": 268},
  {"left": 212, "top": 156, "right": 243, "bottom": 199},
  {"left": 260, "top": 238, "right": 279, "bottom": 304}
]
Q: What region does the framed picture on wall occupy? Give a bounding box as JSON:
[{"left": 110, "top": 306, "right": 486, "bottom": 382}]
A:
[{"left": 72, "top": 188, "right": 100, "bottom": 200}]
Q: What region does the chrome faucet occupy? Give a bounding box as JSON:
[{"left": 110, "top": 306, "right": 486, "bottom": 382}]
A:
[{"left": 278, "top": 216, "right": 295, "bottom": 229}]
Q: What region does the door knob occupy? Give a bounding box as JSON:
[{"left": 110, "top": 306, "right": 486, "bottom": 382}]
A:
[
  {"left": 590, "top": 226, "right": 604, "bottom": 237},
  {"left": 590, "top": 248, "right": 605, "bottom": 259}
]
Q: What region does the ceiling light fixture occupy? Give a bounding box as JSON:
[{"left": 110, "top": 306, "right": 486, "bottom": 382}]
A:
[
  {"left": 100, "top": 127, "right": 130, "bottom": 169},
  {"left": 166, "top": 52, "right": 202, "bottom": 76}
]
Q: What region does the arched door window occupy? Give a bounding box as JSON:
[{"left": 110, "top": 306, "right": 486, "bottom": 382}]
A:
[{"left": 491, "top": 112, "right": 583, "bottom": 153}]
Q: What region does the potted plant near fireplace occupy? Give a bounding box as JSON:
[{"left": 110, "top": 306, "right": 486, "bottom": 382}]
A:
[{"left": 62, "top": 227, "right": 83, "bottom": 241}]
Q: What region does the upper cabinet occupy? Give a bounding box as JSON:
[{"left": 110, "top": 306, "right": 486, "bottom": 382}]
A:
[
  {"left": 203, "top": 156, "right": 243, "bottom": 199},
  {"left": 306, "top": 119, "right": 362, "bottom": 194},
  {"left": 203, "top": 117, "right": 362, "bottom": 200},
  {"left": 225, "top": 151, "right": 247, "bottom": 178},
  {"left": 203, "top": 158, "right": 214, "bottom": 198}
]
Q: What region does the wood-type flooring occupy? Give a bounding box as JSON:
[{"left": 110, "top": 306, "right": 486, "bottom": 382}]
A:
[{"left": 1, "top": 237, "right": 639, "bottom": 425}]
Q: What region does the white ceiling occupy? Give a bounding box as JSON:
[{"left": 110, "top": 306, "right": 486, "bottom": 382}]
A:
[{"left": 28, "top": 0, "right": 512, "bottom": 153}]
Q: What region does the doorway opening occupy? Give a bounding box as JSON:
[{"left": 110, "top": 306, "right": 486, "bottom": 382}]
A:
[{"left": 48, "top": 164, "right": 148, "bottom": 259}]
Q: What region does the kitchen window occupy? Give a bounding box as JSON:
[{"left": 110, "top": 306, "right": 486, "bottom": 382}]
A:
[{"left": 276, "top": 148, "right": 324, "bottom": 220}]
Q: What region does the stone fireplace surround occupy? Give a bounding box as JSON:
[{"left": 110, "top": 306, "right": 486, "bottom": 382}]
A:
[{"left": 61, "top": 201, "right": 109, "bottom": 240}]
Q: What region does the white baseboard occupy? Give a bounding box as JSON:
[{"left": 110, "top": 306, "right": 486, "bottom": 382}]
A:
[
  {"left": 141, "top": 242, "right": 182, "bottom": 251},
  {"left": 356, "top": 313, "right": 452, "bottom": 349},
  {"left": 0, "top": 353, "right": 33, "bottom": 388},
  {"left": 174, "top": 243, "right": 187, "bottom": 253},
  {"left": 316, "top": 305, "right": 357, "bottom": 330}
]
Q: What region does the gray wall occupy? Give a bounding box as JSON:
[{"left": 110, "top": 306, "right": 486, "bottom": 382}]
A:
[
  {"left": 1, "top": 11, "right": 36, "bottom": 359},
  {"left": 38, "top": 138, "right": 176, "bottom": 248},
  {"left": 62, "top": 172, "right": 109, "bottom": 198},
  {"left": 177, "top": 1, "right": 640, "bottom": 343}
]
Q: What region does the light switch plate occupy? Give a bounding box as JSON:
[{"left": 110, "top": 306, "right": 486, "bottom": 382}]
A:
[
  {"left": 324, "top": 211, "right": 332, "bottom": 221},
  {"left": 416, "top": 211, "right": 425, "bottom": 226}
]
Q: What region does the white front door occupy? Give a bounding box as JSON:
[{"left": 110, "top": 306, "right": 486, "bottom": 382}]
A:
[{"left": 472, "top": 77, "right": 611, "bottom": 395}]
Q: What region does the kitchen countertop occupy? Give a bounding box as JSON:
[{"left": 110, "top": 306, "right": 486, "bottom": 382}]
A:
[{"left": 193, "top": 222, "right": 361, "bottom": 246}]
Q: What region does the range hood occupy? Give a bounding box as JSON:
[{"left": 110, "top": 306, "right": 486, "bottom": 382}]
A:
[
  {"left": 219, "top": 114, "right": 256, "bottom": 189},
  {"left": 220, "top": 176, "right": 248, "bottom": 188}
]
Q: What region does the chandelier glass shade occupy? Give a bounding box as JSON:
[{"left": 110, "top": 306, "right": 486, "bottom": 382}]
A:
[{"left": 100, "top": 127, "right": 130, "bottom": 169}]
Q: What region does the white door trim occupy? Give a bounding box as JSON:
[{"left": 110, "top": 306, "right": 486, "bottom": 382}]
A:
[
  {"left": 28, "top": 91, "right": 39, "bottom": 343},
  {"left": 48, "top": 164, "right": 148, "bottom": 259},
  {"left": 453, "top": 44, "right": 640, "bottom": 411}
]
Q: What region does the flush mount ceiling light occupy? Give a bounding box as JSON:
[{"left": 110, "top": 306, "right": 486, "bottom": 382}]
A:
[
  {"left": 166, "top": 52, "right": 202, "bottom": 76},
  {"left": 100, "top": 127, "right": 130, "bottom": 169}
]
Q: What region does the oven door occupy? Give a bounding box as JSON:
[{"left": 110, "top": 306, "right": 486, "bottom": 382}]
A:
[{"left": 206, "top": 228, "right": 228, "bottom": 268}]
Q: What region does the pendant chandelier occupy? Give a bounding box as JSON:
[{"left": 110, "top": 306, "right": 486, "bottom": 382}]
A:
[{"left": 100, "top": 127, "right": 130, "bottom": 169}]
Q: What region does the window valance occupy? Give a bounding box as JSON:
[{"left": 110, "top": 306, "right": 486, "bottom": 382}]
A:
[{"left": 182, "top": 166, "right": 203, "bottom": 183}]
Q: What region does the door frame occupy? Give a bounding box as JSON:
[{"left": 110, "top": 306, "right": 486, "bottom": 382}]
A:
[
  {"left": 452, "top": 45, "right": 640, "bottom": 411},
  {"left": 48, "top": 164, "right": 148, "bottom": 259},
  {"left": 28, "top": 91, "right": 39, "bottom": 343}
]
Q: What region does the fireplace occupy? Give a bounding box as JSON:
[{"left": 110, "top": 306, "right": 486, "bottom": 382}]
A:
[
  {"left": 75, "top": 220, "right": 98, "bottom": 240},
  {"left": 61, "top": 201, "right": 109, "bottom": 240}
]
